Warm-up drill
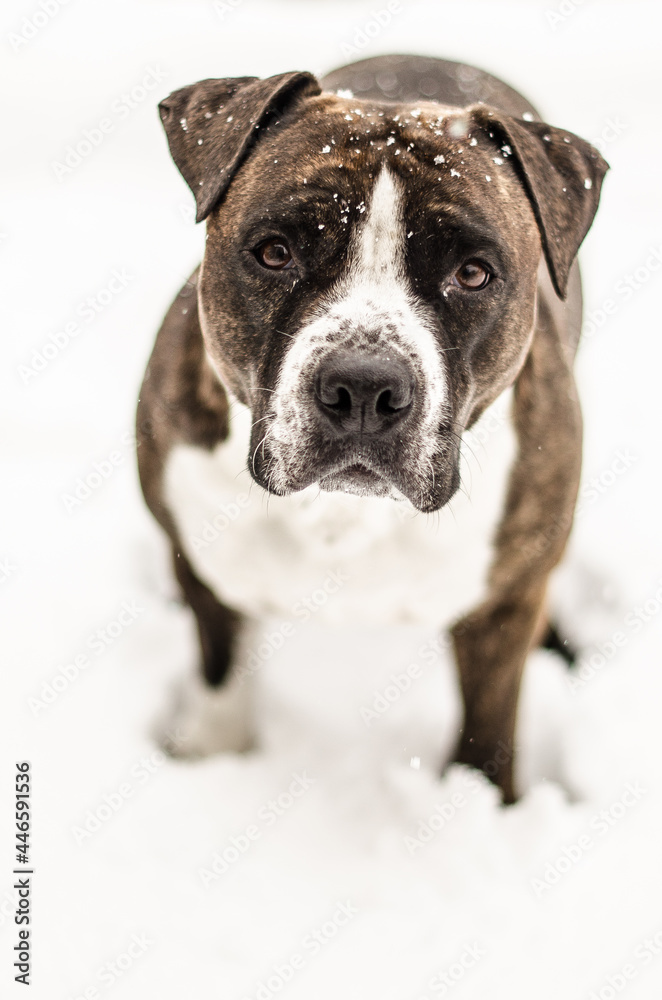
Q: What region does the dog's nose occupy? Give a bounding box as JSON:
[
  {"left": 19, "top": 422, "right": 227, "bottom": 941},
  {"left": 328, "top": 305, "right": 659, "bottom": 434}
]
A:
[{"left": 314, "top": 351, "right": 414, "bottom": 436}]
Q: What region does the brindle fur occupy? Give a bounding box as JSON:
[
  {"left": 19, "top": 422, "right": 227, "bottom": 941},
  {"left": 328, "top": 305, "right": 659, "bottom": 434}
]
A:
[
  {"left": 137, "top": 55, "right": 607, "bottom": 801},
  {"left": 136, "top": 274, "right": 240, "bottom": 685}
]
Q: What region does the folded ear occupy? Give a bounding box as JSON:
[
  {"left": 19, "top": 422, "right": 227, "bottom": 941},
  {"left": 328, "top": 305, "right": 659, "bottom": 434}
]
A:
[
  {"left": 470, "top": 105, "right": 609, "bottom": 298},
  {"left": 159, "top": 71, "right": 321, "bottom": 222}
]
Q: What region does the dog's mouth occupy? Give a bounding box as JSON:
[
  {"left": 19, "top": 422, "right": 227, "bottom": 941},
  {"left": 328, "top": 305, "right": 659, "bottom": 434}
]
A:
[
  {"left": 249, "top": 419, "right": 461, "bottom": 512},
  {"left": 318, "top": 463, "right": 394, "bottom": 498}
]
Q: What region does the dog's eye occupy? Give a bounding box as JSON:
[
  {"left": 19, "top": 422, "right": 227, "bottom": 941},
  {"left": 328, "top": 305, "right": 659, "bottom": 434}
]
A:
[
  {"left": 452, "top": 260, "right": 492, "bottom": 290},
  {"left": 255, "top": 239, "right": 294, "bottom": 270}
]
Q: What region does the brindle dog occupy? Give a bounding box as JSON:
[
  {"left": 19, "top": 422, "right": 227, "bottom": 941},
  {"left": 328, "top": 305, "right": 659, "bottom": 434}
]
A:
[{"left": 137, "top": 55, "right": 607, "bottom": 802}]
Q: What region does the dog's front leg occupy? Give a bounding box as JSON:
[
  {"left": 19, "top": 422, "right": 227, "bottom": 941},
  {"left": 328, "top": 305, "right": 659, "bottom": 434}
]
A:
[
  {"left": 451, "top": 584, "right": 546, "bottom": 804},
  {"left": 163, "top": 547, "right": 257, "bottom": 759},
  {"left": 449, "top": 295, "right": 583, "bottom": 802}
]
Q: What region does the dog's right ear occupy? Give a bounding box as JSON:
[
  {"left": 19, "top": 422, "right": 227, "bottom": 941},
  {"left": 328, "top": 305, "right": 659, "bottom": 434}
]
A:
[
  {"left": 158, "top": 72, "right": 321, "bottom": 222},
  {"left": 469, "top": 105, "right": 609, "bottom": 299}
]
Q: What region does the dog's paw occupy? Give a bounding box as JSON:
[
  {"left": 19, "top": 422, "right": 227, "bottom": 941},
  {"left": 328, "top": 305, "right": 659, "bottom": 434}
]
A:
[{"left": 159, "top": 670, "right": 256, "bottom": 759}]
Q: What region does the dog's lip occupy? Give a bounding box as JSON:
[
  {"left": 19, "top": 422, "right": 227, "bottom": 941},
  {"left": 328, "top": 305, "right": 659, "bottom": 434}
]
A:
[
  {"left": 318, "top": 462, "right": 393, "bottom": 497},
  {"left": 337, "top": 461, "right": 379, "bottom": 476},
  {"left": 252, "top": 433, "right": 460, "bottom": 511},
  {"left": 321, "top": 463, "right": 385, "bottom": 485},
  {"left": 316, "top": 455, "right": 386, "bottom": 483}
]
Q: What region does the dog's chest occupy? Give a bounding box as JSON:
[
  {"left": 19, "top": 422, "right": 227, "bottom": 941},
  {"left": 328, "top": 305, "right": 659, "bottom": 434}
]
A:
[{"left": 163, "top": 394, "right": 516, "bottom": 627}]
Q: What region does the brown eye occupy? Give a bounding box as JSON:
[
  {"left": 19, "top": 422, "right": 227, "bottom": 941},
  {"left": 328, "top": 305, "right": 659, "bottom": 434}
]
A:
[
  {"left": 452, "top": 260, "right": 492, "bottom": 290},
  {"left": 255, "top": 238, "right": 293, "bottom": 270}
]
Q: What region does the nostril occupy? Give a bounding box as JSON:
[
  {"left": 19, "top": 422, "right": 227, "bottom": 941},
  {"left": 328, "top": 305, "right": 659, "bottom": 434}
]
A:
[
  {"left": 322, "top": 385, "right": 352, "bottom": 413},
  {"left": 376, "top": 389, "right": 395, "bottom": 415},
  {"left": 376, "top": 387, "right": 411, "bottom": 415}
]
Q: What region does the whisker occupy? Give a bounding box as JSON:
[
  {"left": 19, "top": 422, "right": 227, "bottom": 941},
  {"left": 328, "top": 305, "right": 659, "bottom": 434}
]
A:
[
  {"left": 251, "top": 433, "right": 269, "bottom": 477},
  {"left": 446, "top": 498, "right": 459, "bottom": 525},
  {"left": 265, "top": 458, "right": 279, "bottom": 516},
  {"left": 447, "top": 427, "right": 484, "bottom": 476},
  {"left": 456, "top": 483, "right": 470, "bottom": 502}
]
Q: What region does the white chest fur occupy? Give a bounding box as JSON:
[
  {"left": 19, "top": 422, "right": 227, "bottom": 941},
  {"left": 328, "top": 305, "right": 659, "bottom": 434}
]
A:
[{"left": 163, "top": 393, "right": 517, "bottom": 628}]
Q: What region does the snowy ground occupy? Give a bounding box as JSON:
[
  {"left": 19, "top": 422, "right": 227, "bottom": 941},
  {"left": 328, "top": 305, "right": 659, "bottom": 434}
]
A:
[{"left": 2, "top": 1, "right": 662, "bottom": 997}]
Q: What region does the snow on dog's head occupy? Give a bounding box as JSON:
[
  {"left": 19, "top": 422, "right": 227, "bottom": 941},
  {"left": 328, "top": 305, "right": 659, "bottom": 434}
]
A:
[{"left": 157, "top": 80, "right": 606, "bottom": 510}]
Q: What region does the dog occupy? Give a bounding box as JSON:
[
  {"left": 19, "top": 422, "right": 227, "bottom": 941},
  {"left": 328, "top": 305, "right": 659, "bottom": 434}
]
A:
[{"left": 137, "top": 54, "right": 607, "bottom": 803}]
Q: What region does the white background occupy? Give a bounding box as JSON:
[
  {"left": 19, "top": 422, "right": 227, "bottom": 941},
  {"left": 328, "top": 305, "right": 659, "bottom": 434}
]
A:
[{"left": 2, "top": 1, "right": 662, "bottom": 998}]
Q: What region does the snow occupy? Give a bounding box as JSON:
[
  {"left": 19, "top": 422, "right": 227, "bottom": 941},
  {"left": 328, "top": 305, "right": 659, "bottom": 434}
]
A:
[{"left": 2, "top": 1, "right": 662, "bottom": 998}]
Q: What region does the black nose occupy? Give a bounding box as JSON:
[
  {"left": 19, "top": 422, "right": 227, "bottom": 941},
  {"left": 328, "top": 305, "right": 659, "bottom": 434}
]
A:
[{"left": 314, "top": 351, "right": 414, "bottom": 436}]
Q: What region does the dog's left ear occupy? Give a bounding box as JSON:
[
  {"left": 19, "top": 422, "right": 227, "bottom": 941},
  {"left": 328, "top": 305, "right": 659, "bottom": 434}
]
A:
[
  {"left": 159, "top": 72, "right": 321, "bottom": 222},
  {"left": 469, "top": 106, "right": 609, "bottom": 298}
]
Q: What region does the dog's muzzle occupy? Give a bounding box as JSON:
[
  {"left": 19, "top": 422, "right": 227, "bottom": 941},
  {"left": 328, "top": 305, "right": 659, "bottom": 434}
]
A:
[
  {"left": 300, "top": 348, "right": 418, "bottom": 498},
  {"left": 253, "top": 343, "right": 458, "bottom": 512}
]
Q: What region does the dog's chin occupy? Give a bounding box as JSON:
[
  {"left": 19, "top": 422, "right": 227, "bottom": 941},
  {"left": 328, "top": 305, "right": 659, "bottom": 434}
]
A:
[
  {"left": 251, "top": 446, "right": 461, "bottom": 513},
  {"left": 318, "top": 463, "right": 396, "bottom": 499}
]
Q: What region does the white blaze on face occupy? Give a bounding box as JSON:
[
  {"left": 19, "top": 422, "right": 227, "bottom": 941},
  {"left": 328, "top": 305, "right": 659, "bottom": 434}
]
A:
[
  {"left": 270, "top": 166, "right": 448, "bottom": 469},
  {"left": 358, "top": 163, "right": 403, "bottom": 278}
]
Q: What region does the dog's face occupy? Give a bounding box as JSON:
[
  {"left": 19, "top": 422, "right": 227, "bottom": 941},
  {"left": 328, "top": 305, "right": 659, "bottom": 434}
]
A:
[{"left": 160, "top": 72, "right": 607, "bottom": 512}]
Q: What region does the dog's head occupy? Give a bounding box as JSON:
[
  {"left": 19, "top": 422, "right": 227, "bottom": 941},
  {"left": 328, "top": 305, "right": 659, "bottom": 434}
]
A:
[{"left": 159, "top": 71, "right": 607, "bottom": 512}]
